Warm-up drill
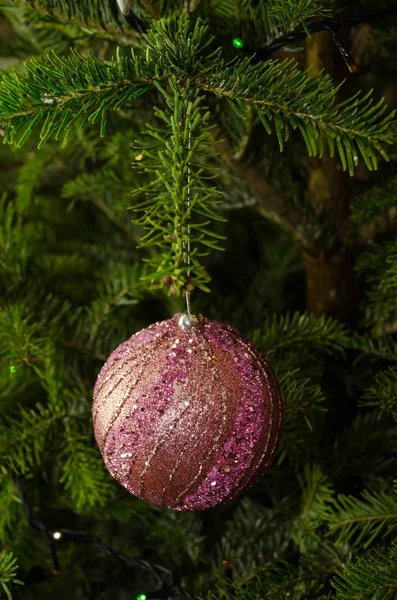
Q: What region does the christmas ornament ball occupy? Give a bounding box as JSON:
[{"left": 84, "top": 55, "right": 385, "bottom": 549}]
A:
[{"left": 92, "top": 313, "right": 283, "bottom": 511}]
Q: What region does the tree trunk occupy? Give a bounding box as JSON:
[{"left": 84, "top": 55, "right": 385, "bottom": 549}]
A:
[
  {"left": 304, "top": 30, "right": 357, "bottom": 324},
  {"left": 301, "top": 248, "right": 357, "bottom": 324}
]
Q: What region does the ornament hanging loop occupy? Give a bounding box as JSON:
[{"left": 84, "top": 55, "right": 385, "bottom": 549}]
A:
[{"left": 184, "top": 121, "right": 192, "bottom": 315}]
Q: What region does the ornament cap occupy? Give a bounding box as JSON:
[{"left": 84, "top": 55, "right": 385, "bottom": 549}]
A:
[{"left": 178, "top": 313, "right": 199, "bottom": 329}]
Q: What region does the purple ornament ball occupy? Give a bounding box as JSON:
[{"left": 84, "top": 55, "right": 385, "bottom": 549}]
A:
[{"left": 92, "top": 313, "right": 283, "bottom": 511}]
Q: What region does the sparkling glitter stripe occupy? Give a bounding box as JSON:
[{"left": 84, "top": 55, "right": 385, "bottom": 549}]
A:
[
  {"left": 140, "top": 332, "right": 220, "bottom": 503},
  {"left": 102, "top": 333, "right": 166, "bottom": 452},
  {"left": 181, "top": 324, "right": 279, "bottom": 509},
  {"left": 138, "top": 397, "right": 192, "bottom": 497},
  {"left": 93, "top": 321, "right": 170, "bottom": 400},
  {"left": 206, "top": 326, "right": 266, "bottom": 503},
  {"left": 177, "top": 389, "right": 228, "bottom": 505},
  {"left": 228, "top": 339, "right": 277, "bottom": 497},
  {"left": 120, "top": 331, "right": 192, "bottom": 497},
  {"left": 175, "top": 331, "right": 229, "bottom": 504},
  {"left": 160, "top": 409, "right": 204, "bottom": 505},
  {"left": 93, "top": 345, "right": 134, "bottom": 423},
  {"left": 93, "top": 374, "right": 126, "bottom": 429},
  {"left": 94, "top": 326, "right": 175, "bottom": 431},
  {"left": 166, "top": 332, "right": 227, "bottom": 499},
  {"left": 230, "top": 348, "right": 282, "bottom": 497}
]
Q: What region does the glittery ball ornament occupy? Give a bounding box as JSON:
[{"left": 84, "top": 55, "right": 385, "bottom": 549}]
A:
[{"left": 92, "top": 313, "right": 283, "bottom": 511}]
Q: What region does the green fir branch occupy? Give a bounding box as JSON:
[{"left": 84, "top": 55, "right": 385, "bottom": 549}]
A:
[
  {"left": 360, "top": 368, "right": 397, "bottom": 422},
  {"left": 0, "top": 303, "right": 52, "bottom": 366},
  {"left": 277, "top": 370, "right": 327, "bottom": 467},
  {"left": 327, "top": 487, "right": 397, "bottom": 548},
  {"left": 213, "top": 496, "right": 292, "bottom": 577},
  {"left": 86, "top": 263, "right": 144, "bottom": 346},
  {"left": 355, "top": 239, "right": 397, "bottom": 333},
  {"left": 350, "top": 175, "right": 397, "bottom": 226},
  {"left": 332, "top": 539, "right": 397, "bottom": 600},
  {"left": 293, "top": 465, "right": 334, "bottom": 553},
  {"left": 0, "top": 5, "right": 85, "bottom": 59},
  {"left": 252, "top": 311, "right": 351, "bottom": 359},
  {"left": 0, "top": 48, "right": 156, "bottom": 147},
  {"left": 199, "top": 57, "right": 396, "bottom": 176},
  {"left": 0, "top": 551, "right": 23, "bottom": 600},
  {"left": 207, "top": 561, "right": 325, "bottom": 600},
  {"left": 0, "top": 0, "right": 141, "bottom": 45},
  {"left": 0, "top": 402, "right": 64, "bottom": 474},
  {"left": 0, "top": 471, "right": 24, "bottom": 544},
  {"left": 267, "top": 0, "right": 333, "bottom": 37},
  {"left": 14, "top": 144, "right": 56, "bottom": 210},
  {"left": 352, "top": 335, "right": 397, "bottom": 362},
  {"left": 330, "top": 411, "right": 397, "bottom": 478},
  {"left": 59, "top": 422, "right": 114, "bottom": 511},
  {"left": 129, "top": 75, "right": 226, "bottom": 294},
  {"left": 204, "top": 0, "right": 333, "bottom": 45},
  {"left": 0, "top": 194, "right": 30, "bottom": 287}
]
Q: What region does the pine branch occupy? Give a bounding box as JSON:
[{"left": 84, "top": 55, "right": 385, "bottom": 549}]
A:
[
  {"left": 59, "top": 422, "right": 114, "bottom": 511},
  {"left": 0, "top": 194, "right": 29, "bottom": 288},
  {"left": 350, "top": 175, "right": 397, "bottom": 227},
  {"left": 330, "top": 412, "right": 397, "bottom": 478},
  {"left": 85, "top": 263, "right": 145, "bottom": 346},
  {"left": 360, "top": 368, "right": 397, "bottom": 423},
  {"left": 352, "top": 335, "right": 397, "bottom": 362},
  {"left": 0, "top": 403, "right": 64, "bottom": 474},
  {"left": 0, "top": 0, "right": 142, "bottom": 46},
  {"left": 13, "top": 475, "right": 204, "bottom": 599},
  {"left": 252, "top": 311, "right": 351, "bottom": 359},
  {"left": 203, "top": 0, "right": 332, "bottom": 46},
  {"left": 0, "top": 471, "right": 24, "bottom": 544},
  {"left": 277, "top": 370, "right": 327, "bottom": 467},
  {"left": 0, "top": 48, "right": 156, "bottom": 147},
  {"left": 292, "top": 464, "right": 334, "bottom": 554},
  {"left": 130, "top": 75, "right": 226, "bottom": 294},
  {"left": 198, "top": 56, "right": 396, "bottom": 176},
  {"left": 14, "top": 144, "right": 56, "bottom": 210},
  {"left": 0, "top": 551, "right": 23, "bottom": 600},
  {"left": 355, "top": 239, "right": 397, "bottom": 333},
  {"left": 213, "top": 496, "right": 292, "bottom": 577},
  {"left": 332, "top": 539, "right": 397, "bottom": 600},
  {"left": 0, "top": 6, "right": 84, "bottom": 59},
  {"left": 207, "top": 562, "right": 324, "bottom": 600},
  {"left": 327, "top": 487, "right": 397, "bottom": 548}
]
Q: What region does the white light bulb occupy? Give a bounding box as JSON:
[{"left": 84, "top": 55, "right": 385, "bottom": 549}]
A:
[
  {"left": 116, "top": 0, "right": 131, "bottom": 15},
  {"left": 53, "top": 531, "right": 62, "bottom": 540}
]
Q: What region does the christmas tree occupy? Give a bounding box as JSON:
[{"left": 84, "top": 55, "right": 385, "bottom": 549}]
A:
[{"left": 1, "top": 1, "right": 397, "bottom": 598}]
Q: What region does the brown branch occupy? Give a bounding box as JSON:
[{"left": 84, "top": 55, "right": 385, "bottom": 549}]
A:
[
  {"left": 138, "top": 0, "right": 160, "bottom": 20},
  {"left": 207, "top": 115, "right": 313, "bottom": 247}
]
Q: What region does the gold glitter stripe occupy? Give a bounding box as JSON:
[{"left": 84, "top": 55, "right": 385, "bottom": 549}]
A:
[
  {"left": 93, "top": 350, "right": 132, "bottom": 423},
  {"left": 102, "top": 332, "right": 167, "bottom": 453},
  {"left": 138, "top": 334, "right": 215, "bottom": 497},
  {"left": 93, "top": 328, "right": 173, "bottom": 425},
  {"left": 93, "top": 374, "right": 125, "bottom": 429},
  {"left": 93, "top": 322, "right": 169, "bottom": 401},
  {"left": 161, "top": 333, "right": 219, "bottom": 505},
  {"left": 175, "top": 330, "right": 228, "bottom": 502}
]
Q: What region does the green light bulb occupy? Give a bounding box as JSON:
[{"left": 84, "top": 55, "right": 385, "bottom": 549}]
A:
[
  {"left": 136, "top": 595, "right": 147, "bottom": 600},
  {"left": 232, "top": 37, "right": 244, "bottom": 49},
  {"left": 10, "top": 366, "right": 16, "bottom": 373}
]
